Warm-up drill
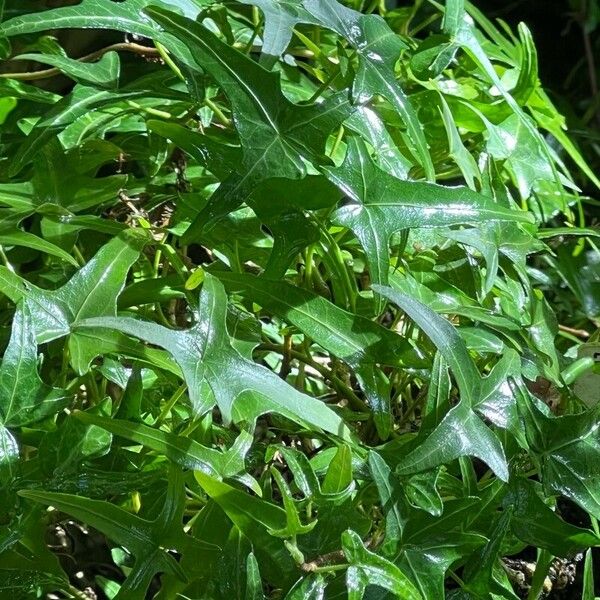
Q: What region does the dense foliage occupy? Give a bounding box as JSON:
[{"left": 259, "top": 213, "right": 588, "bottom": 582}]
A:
[{"left": 0, "top": 0, "right": 599, "bottom": 598}]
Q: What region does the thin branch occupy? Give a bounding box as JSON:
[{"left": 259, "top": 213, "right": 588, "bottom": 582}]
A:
[
  {"left": 256, "top": 342, "right": 370, "bottom": 412},
  {"left": 558, "top": 324, "right": 590, "bottom": 339},
  {"left": 1, "top": 42, "right": 160, "bottom": 81}
]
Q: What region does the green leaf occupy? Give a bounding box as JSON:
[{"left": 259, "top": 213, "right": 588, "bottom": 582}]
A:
[
  {"left": 39, "top": 406, "right": 113, "bottom": 478},
  {"left": 19, "top": 468, "right": 215, "bottom": 599},
  {"left": 512, "top": 23, "right": 539, "bottom": 104},
  {"left": 8, "top": 78, "right": 183, "bottom": 174},
  {"left": 0, "top": 78, "right": 59, "bottom": 103},
  {"left": 246, "top": 552, "right": 265, "bottom": 600},
  {"left": 0, "top": 426, "right": 18, "bottom": 484},
  {"left": 327, "top": 138, "right": 532, "bottom": 304},
  {"left": 0, "top": 0, "right": 203, "bottom": 40},
  {"left": 269, "top": 467, "right": 316, "bottom": 537},
  {"left": 0, "top": 1, "right": 596, "bottom": 596},
  {"left": 0, "top": 231, "right": 78, "bottom": 266},
  {"left": 396, "top": 497, "right": 487, "bottom": 599},
  {"left": 421, "top": 351, "right": 451, "bottom": 434},
  {"left": 438, "top": 94, "right": 481, "bottom": 189},
  {"left": 454, "top": 6, "right": 566, "bottom": 197},
  {"left": 240, "top": 0, "right": 434, "bottom": 179},
  {"left": 475, "top": 349, "right": 522, "bottom": 440},
  {"left": 342, "top": 530, "right": 422, "bottom": 600},
  {"left": 505, "top": 478, "right": 600, "bottom": 556},
  {"left": 0, "top": 570, "right": 66, "bottom": 596},
  {"left": 283, "top": 574, "right": 326, "bottom": 599},
  {"left": 145, "top": 6, "right": 352, "bottom": 241},
  {"left": 217, "top": 272, "right": 420, "bottom": 368},
  {"left": 368, "top": 451, "right": 405, "bottom": 548},
  {"left": 583, "top": 549, "right": 595, "bottom": 600},
  {"left": 443, "top": 0, "right": 465, "bottom": 36},
  {"left": 322, "top": 444, "right": 353, "bottom": 494},
  {"left": 303, "top": 0, "right": 434, "bottom": 180},
  {"left": 0, "top": 230, "right": 146, "bottom": 347},
  {"left": 13, "top": 50, "right": 120, "bottom": 89},
  {"left": 69, "top": 326, "right": 180, "bottom": 376},
  {"left": 462, "top": 510, "right": 517, "bottom": 598},
  {"left": 516, "top": 381, "right": 600, "bottom": 520},
  {"left": 395, "top": 400, "right": 509, "bottom": 481},
  {"left": 78, "top": 274, "right": 352, "bottom": 439},
  {"left": 374, "top": 284, "right": 480, "bottom": 402},
  {"left": 411, "top": 34, "right": 459, "bottom": 80},
  {"left": 237, "top": 0, "right": 317, "bottom": 67},
  {"left": 374, "top": 285, "right": 509, "bottom": 480},
  {"left": 279, "top": 446, "right": 354, "bottom": 506},
  {"left": 147, "top": 119, "right": 241, "bottom": 179},
  {"left": 0, "top": 303, "right": 70, "bottom": 429},
  {"left": 217, "top": 270, "right": 423, "bottom": 438},
  {"left": 74, "top": 411, "right": 254, "bottom": 484},
  {"left": 195, "top": 471, "right": 297, "bottom": 587}
]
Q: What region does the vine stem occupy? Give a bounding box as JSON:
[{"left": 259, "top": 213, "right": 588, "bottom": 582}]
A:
[
  {"left": 558, "top": 323, "right": 590, "bottom": 339},
  {"left": 1, "top": 42, "right": 160, "bottom": 81},
  {"left": 155, "top": 384, "right": 187, "bottom": 426},
  {"left": 257, "top": 342, "right": 369, "bottom": 412},
  {"left": 154, "top": 40, "right": 184, "bottom": 81},
  {"left": 0, "top": 245, "right": 15, "bottom": 271}
]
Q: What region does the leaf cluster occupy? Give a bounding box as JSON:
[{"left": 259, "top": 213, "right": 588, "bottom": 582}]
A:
[{"left": 0, "top": 1, "right": 599, "bottom": 598}]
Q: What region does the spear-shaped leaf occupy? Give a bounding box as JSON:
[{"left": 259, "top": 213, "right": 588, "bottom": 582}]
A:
[
  {"left": 217, "top": 271, "right": 425, "bottom": 438},
  {"left": 74, "top": 411, "right": 255, "bottom": 486},
  {"left": 19, "top": 469, "right": 215, "bottom": 600},
  {"left": 0, "top": 0, "right": 202, "bottom": 40},
  {"left": 0, "top": 303, "right": 70, "bottom": 429},
  {"left": 13, "top": 50, "right": 120, "bottom": 89},
  {"left": 327, "top": 138, "right": 533, "bottom": 307},
  {"left": 241, "top": 0, "right": 434, "bottom": 179},
  {"left": 0, "top": 303, "right": 70, "bottom": 480},
  {"left": 78, "top": 274, "right": 352, "bottom": 440},
  {"left": 195, "top": 471, "right": 297, "bottom": 587},
  {"left": 144, "top": 6, "right": 353, "bottom": 241},
  {"left": 393, "top": 498, "right": 487, "bottom": 599},
  {"left": 237, "top": 0, "right": 318, "bottom": 68},
  {"left": 0, "top": 230, "right": 146, "bottom": 349},
  {"left": 342, "top": 530, "right": 423, "bottom": 600},
  {"left": 516, "top": 381, "right": 600, "bottom": 520},
  {"left": 374, "top": 285, "right": 509, "bottom": 481}
]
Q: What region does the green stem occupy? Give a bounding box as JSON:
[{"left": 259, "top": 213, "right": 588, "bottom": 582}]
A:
[
  {"left": 308, "top": 562, "right": 348, "bottom": 573},
  {"left": 155, "top": 40, "right": 185, "bottom": 81},
  {"left": 307, "top": 71, "right": 341, "bottom": 104},
  {"left": 127, "top": 100, "right": 173, "bottom": 120},
  {"left": 0, "top": 245, "right": 14, "bottom": 271},
  {"left": 591, "top": 515, "right": 600, "bottom": 536},
  {"left": 72, "top": 245, "right": 87, "bottom": 267},
  {"left": 303, "top": 244, "right": 316, "bottom": 288},
  {"left": 561, "top": 356, "right": 595, "bottom": 385},
  {"left": 231, "top": 240, "right": 243, "bottom": 273},
  {"left": 527, "top": 549, "right": 553, "bottom": 600},
  {"left": 155, "top": 302, "right": 175, "bottom": 328},
  {"left": 155, "top": 384, "right": 187, "bottom": 426},
  {"left": 60, "top": 343, "right": 71, "bottom": 389},
  {"left": 329, "top": 125, "right": 345, "bottom": 158},
  {"left": 319, "top": 231, "right": 356, "bottom": 312},
  {"left": 205, "top": 97, "right": 232, "bottom": 127},
  {"left": 85, "top": 373, "right": 101, "bottom": 405}
]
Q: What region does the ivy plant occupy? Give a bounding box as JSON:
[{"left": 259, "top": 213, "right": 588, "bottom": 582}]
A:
[{"left": 0, "top": 0, "right": 599, "bottom": 598}]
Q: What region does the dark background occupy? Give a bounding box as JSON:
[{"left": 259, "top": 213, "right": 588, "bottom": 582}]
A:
[
  {"left": 478, "top": 0, "right": 588, "bottom": 88},
  {"left": 473, "top": 0, "right": 599, "bottom": 198}
]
